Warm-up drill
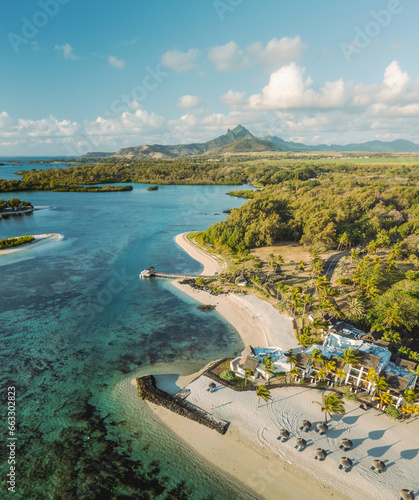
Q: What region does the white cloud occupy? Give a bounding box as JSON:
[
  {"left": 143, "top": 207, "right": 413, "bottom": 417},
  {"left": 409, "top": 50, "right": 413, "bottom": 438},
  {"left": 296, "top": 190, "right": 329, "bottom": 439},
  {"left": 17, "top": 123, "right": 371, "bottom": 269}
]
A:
[
  {"left": 54, "top": 43, "right": 78, "bottom": 60},
  {"left": 161, "top": 48, "right": 201, "bottom": 72},
  {"left": 177, "top": 95, "right": 202, "bottom": 109},
  {"left": 208, "top": 41, "right": 249, "bottom": 71},
  {"left": 108, "top": 55, "right": 125, "bottom": 69},
  {"left": 248, "top": 63, "right": 350, "bottom": 110},
  {"left": 220, "top": 90, "right": 245, "bottom": 105},
  {"left": 208, "top": 36, "right": 306, "bottom": 71}
]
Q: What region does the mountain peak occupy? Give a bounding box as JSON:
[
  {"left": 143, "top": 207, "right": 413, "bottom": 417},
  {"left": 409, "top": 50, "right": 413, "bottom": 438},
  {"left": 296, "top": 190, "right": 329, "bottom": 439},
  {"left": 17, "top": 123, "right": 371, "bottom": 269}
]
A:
[{"left": 230, "top": 124, "right": 253, "bottom": 138}]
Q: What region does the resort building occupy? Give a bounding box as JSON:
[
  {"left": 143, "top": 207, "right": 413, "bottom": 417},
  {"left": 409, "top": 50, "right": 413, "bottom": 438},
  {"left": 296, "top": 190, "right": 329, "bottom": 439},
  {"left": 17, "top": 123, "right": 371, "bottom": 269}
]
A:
[{"left": 231, "top": 345, "right": 290, "bottom": 381}]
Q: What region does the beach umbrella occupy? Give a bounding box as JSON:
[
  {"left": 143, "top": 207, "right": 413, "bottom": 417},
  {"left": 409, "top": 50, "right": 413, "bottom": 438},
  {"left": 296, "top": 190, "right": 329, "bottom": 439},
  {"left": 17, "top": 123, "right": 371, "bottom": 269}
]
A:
[
  {"left": 279, "top": 429, "right": 290, "bottom": 440},
  {"left": 339, "top": 457, "right": 352, "bottom": 471},
  {"left": 300, "top": 420, "right": 312, "bottom": 431},
  {"left": 316, "top": 422, "right": 328, "bottom": 434},
  {"left": 315, "top": 448, "right": 327, "bottom": 460},
  {"left": 208, "top": 382, "right": 216, "bottom": 392},
  {"left": 296, "top": 438, "right": 306, "bottom": 448},
  {"left": 340, "top": 438, "right": 353, "bottom": 450},
  {"left": 400, "top": 490, "right": 415, "bottom": 500},
  {"left": 371, "top": 459, "right": 385, "bottom": 472}
]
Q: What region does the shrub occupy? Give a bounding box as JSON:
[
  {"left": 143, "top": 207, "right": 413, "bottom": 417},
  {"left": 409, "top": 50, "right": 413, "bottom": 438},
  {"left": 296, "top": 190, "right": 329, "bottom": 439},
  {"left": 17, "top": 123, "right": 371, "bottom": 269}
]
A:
[
  {"left": 220, "top": 370, "right": 236, "bottom": 381},
  {"left": 385, "top": 405, "right": 400, "bottom": 419},
  {"left": 342, "top": 387, "right": 358, "bottom": 401}
]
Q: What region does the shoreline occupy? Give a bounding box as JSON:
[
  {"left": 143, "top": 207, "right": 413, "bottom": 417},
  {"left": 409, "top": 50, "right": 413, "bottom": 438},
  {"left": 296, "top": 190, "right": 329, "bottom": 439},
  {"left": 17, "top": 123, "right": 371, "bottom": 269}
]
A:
[
  {"left": 140, "top": 233, "right": 419, "bottom": 500},
  {"left": 175, "top": 232, "right": 224, "bottom": 276},
  {"left": 0, "top": 233, "right": 64, "bottom": 255},
  {"left": 145, "top": 234, "right": 350, "bottom": 500}
]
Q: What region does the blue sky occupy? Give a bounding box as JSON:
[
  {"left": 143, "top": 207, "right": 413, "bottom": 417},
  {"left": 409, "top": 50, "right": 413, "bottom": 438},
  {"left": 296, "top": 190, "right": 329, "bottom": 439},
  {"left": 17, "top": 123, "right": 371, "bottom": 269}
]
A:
[{"left": 1, "top": 0, "right": 419, "bottom": 154}]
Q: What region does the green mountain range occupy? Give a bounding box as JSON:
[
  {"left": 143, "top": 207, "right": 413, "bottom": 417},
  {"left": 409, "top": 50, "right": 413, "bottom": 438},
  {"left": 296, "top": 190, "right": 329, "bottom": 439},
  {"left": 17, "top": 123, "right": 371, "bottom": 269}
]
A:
[{"left": 108, "top": 125, "right": 419, "bottom": 158}]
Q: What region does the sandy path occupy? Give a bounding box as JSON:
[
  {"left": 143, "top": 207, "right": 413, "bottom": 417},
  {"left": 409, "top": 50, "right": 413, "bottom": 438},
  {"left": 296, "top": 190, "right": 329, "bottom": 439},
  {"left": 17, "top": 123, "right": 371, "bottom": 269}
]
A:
[
  {"left": 0, "top": 233, "right": 63, "bottom": 255},
  {"left": 175, "top": 232, "right": 223, "bottom": 276}
]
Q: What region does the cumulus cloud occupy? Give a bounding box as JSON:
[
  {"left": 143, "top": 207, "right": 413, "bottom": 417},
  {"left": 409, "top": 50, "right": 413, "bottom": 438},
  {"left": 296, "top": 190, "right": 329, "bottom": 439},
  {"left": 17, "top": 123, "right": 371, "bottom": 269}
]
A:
[
  {"left": 220, "top": 90, "right": 245, "bottom": 105},
  {"left": 208, "top": 36, "right": 306, "bottom": 71},
  {"left": 177, "top": 95, "right": 202, "bottom": 109},
  {"left": 108, "top": 56, "right": 125, "bottom": 69},
  {"left": 161, "top": 48, "right": 201, "bottom": 72},
  {"left": 54, "top": 43, "right": 78, "bottom": 60},
  {"left": 248, "top": 63, "right": 350, "bottom": 110}
]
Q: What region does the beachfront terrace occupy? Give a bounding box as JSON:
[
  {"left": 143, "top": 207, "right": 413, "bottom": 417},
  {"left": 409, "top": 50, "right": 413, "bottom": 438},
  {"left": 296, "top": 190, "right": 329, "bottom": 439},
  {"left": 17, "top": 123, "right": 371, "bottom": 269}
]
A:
[{"left": 231, "top": 345, "right": 291, "bottom": 381}]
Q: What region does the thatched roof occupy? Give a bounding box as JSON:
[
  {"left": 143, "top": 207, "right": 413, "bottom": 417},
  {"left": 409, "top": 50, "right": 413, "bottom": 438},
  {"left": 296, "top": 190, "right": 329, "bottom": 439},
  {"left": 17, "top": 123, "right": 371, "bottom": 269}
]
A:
[
  {"left": 382, "top": 371, "right": 410, "bottom": 393},
  {"left": 372, "top": 459, "right": 385, "bottom": 470},
  {"left": 317, "top": 423, "right": 328, "bottom": 432},
  {"left": 341, "top": 438, "right": 353, "bottom": 449},
  {"left": 240, "top": 345, "right": 255, "bottom": 359},
  {"left": 301, "top": 420, "right": 312, "bottom": 429},
  {"left": 340, "top": 457, "right": 353, "bottom": 467},
  {"left": 361, "top": 331, "right": 389, "bottom": 346},
  {"left": 279, "top": 429, "right": 290, "bottom": 438},
  {"left": 296, "top": 352, "right": 311, "bottom": 369},
  {"left": 315, "top": 448, "right": 327, "bottom": 459},
  {"left": 395, "top": 357, "right": 418, "bottom": 371},
  {"left": 296, "top": 438, "right": 306, "bottom": 447},
  {"left": 400, "top": 490, "right": 415, "bottom": 500},
  {"left": 239, "top": 356, "right": 260, "bottom": 371},
  {"left": 357, "top": 351, "right": 382, "bottom": 370}
]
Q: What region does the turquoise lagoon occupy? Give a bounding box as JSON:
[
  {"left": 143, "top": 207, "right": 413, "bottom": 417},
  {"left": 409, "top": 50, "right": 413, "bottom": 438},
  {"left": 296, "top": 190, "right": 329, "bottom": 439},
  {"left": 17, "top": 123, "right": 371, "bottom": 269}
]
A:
[{"left": 0, "top": 165, "right": 254, "bottom": 500}]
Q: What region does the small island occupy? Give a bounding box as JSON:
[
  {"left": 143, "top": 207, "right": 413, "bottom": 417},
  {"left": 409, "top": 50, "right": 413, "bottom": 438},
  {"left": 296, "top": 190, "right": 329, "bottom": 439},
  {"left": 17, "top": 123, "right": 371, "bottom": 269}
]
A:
[
  {"left": 0, "top": 197, "right": 33, "bottom": 216},
  {"left": 147, "top": 185, "right": 159, "bottom": 191},
  {"left": 0, "top": 235, "right": 35, "bottom": 249}
]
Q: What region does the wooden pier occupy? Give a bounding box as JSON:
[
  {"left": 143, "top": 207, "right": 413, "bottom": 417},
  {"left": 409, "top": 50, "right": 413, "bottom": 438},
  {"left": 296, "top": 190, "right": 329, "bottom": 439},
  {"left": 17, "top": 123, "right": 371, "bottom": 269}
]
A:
[{"left": 154, "top": 272, "right": 216, "bottom": 280}]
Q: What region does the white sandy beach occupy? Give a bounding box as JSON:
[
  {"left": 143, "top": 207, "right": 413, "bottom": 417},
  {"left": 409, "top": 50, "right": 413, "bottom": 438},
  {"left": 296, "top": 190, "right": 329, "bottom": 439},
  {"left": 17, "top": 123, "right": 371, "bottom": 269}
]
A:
[
  {"left": 175, "top": 232, "right": 224, "bottom": 276},
  {"left": 0, "top": 233, "right": 64, "bottom": 255},
  {"left": 142, "top": 234, "right": 419, "bottom": 500}
]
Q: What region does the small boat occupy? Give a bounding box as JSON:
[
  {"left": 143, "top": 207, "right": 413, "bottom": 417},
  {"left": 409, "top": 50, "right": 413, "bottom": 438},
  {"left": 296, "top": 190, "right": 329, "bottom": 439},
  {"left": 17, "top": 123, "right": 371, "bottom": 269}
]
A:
[{"left": 139, "top": 267, "right": 156, "bottom": 278}]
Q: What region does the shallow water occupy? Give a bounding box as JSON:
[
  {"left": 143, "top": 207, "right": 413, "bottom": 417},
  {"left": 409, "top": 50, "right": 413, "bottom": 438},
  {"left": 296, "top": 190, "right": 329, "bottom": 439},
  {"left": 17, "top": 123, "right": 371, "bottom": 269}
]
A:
[{"left": 0, "top": 161, "right": 253, "bottom": 499}]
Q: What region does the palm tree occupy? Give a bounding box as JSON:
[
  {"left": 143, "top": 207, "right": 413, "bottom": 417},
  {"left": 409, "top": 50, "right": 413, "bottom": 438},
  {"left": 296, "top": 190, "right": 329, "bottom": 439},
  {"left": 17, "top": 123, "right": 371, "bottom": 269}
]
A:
[
  {"left": 276, "top": 254, "right": 285, "bottom": 265},
  {"left": 276, "top": 283, "right": 289, "bottom": 302},
  {"left": 382, "top": 304, "right": 402, "bottom": 329},
  {"left": 287, "top": 352, "right": 298, "bottom": 369},
  {"left": 289, "top": 367, "right": 300, "bottom": 381},
  {"left": 310, "top": 348, "right": 325, "bottom": 368},
  {"left": 311, "top": 318, "right": 329, "bottom": 335},
  {"left": 315, "top": 275, "right": 329, "bottom": 295},
  {"left": 373, "top": 391, "right": 392, "bottom": 410},
  {"left": 347, "top": 297, "right": 365, "bottom": 318},
  {"left": 371, "top": 375, "right": 389, "bottom": 397},
  {"left": 324, "top": 360, "right": 336, "bottom": 378},
  {"left": 403, "top": 389, "right": 418, "bottom": 405},
  {"left": 334, "top": 368, "right": 347, "bottom": 386},
  {"left": 400, "top": 402, "right": 415, "bottom": 419},
  {"left": 389, "top": 243, "right": 402, "bottom": 260},
  {"left": 312, "top": 392, "right": 345, "bottom": 423},
  {"left": 350, "top": 249, "right": 360, "bottom": 264},
  {"left": 244, "top": 369, "right": 253, "bottom": 386},
  {"left": 365, "top": 277, "right": 379, "bottom": 299},
  {"left": 315, "top": 368, "right": 327, "bottom": 382},
  {"left": 262, "top": 355, "right": 276, "bottom": 383},
  {"left": 363, "top": 368, "right": 377, "bottom": 391},
  {"left": 256, "top": 385, "right": 272, "bottom": 407},
  {"left": 251, "top": 275, "right": 261, "bottom": 293},
  {"left": 342, "top": 347, "right": 360, "bottom": 367}
]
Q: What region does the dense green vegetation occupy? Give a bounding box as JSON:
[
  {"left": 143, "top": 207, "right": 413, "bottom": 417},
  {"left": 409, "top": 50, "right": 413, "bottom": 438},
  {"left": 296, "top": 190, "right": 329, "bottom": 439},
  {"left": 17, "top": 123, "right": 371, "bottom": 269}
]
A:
[
  {"left": 147, "top": 185, "right": 158, "bottom": 191},
  {"left": 0, "top": 235, "right": 34, "bottom": 249},
  {"left": 0, "top": 197, "right": 33, "bottom": 212}
]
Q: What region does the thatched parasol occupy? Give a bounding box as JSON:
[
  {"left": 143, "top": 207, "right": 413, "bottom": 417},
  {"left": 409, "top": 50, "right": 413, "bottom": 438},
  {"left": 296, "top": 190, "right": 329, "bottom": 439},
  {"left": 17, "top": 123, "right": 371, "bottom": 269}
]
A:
[
  {"left": 208, "top": 382, "right": 216, "bottom": 389},
  {"left": 400, "top": 490, "right": 415, "bottom": 500},
  {"left": 279, "top": 429, "right": 290, "bottom": 440},
  {"left": 339, "top": 457, "right": 353, "bottom": 470},
  {"left": 296, "top": 438, "right": 307, "bottom": 448},
  {"left": 371, "top": 459, "right": 385, "bottom": 472},
  {"left": 340, "top": 438, "right": 353, "bottom": 450},
  {"left": 316, "top": 422, "right": 328, "bottom": 434},
  {"left": 300, "top": 420, "right": 312, "bottom": 432},
  {"left": 315, "top": 448, "right": 327, "bottom": 461}
]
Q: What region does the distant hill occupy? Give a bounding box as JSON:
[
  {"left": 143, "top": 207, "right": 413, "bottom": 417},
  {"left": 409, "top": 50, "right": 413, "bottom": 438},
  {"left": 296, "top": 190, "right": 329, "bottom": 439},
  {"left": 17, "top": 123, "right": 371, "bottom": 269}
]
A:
[
  {"left": 110, "top": 125, "right": 419, "bottom": 158},
  {"left": 113, "top": 125, "right": 256, "bottom": 159},
  {"left": 82, "top": 152, "right": 115, "bottom": 158}
]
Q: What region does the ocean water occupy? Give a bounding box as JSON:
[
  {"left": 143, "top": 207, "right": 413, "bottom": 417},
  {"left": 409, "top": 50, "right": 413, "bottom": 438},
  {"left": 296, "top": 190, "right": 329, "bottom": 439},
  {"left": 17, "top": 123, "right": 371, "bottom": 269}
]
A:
[{"left": 0, "top": 160, "right": 253, "bottom": 500}]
